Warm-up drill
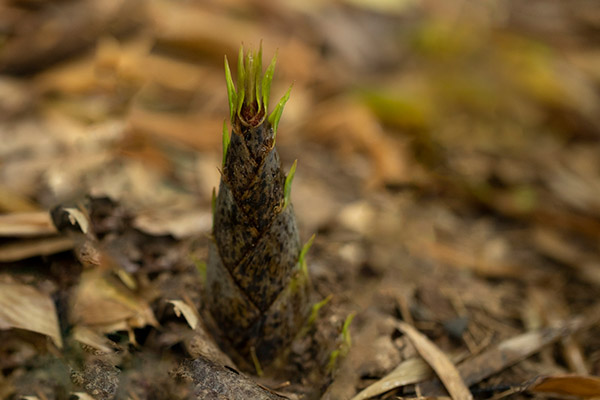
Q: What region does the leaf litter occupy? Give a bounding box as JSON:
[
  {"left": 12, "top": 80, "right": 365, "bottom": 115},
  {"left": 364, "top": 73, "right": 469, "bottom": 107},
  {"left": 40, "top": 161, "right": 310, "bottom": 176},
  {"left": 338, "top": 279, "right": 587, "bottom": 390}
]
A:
[{"left": 1, "top": 0, "right": 600, "bottom": 399}]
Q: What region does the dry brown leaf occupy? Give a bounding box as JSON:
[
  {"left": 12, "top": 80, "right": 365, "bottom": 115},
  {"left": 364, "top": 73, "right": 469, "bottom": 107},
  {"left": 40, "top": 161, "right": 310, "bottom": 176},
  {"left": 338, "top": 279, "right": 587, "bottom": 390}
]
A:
[
  {"left": 0, "top": 212, "right": 57, "bottom": 237},
  {"left": 409, "top": 239, "right": 522, "bottom": 279},
  {"left": 71, "top": 393, "right": 96, "bottom": 400},
  {"left": 527, "top": 375, "right": 600, "bottom": 398},
  {"left": 0, "top": 236, "right": 74, "bottom": 262},
  {"left": 134, "top": 209, "right": 212, "bottom": 238},
  {"left": 0, "top": 184, "right": 40, "bottom": 212},
  {"left": 351, "top": 353, "right": 465, "bottom": 400},
  {"left": 307, "top": 98, "right": 410, "bottom": 186},
  {"left": 0, "top": 0, "right": 145, "bottom": 74},
  {"left": 421, "top": 316, "right": 588, "bottom": 395},
  {"left": 168, "top": 299, "right": 199, "bottom": 330},
  {"left": 72, "top": 325, "right": 115, "bottom": 354},
  {"left": 351, "top": 357, "right": 435, "bottom": 400},
  {"left": 127, "top": 107, "right": 221, "bottom": 151},
  {"left": 396, "top": 321, "right": 473, "bottom": 400},
  {"left": 0, "top": 282, "right": 62, "bottom": 348},
  {"left": 149, "top": 0, "right": 267, "bottom": 58},
  {"left": 71, "top": 270, "right": 158, "bottom": 336}
]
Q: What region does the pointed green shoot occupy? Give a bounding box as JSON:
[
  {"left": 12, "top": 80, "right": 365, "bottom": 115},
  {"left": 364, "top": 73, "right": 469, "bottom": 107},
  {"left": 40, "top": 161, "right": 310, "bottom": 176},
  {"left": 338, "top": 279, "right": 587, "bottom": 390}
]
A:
[
  {"left": 262, "top": 51, "right": 277, "bottom": 113},
  {"left": 245, "top": 49, "right": 255, "bottom": 108},
  {"left": 193, "top": 257, "right": 207, "bottom": 284},
  {"left": 268, "top": 84, "right": 292, "bottom": 139},
  {"left": 283, "top": 159, "right": 297, "bottom": 210},
  {"left": 222, "top": 120, "right": 230, "bottom": 167},
  {"left": 298, "top": 233, "right": 315, "bottom": 276},
  {"left": 307, "top": 294, "right": 332, "bottom": 327},
  {"left": 341, "top": 312, "right": 355, "bottom": 348},
  {"left": 250, "top": 346, "right": 263, "bottom": 377},
  {"left": 224, "top": 56, "right": 237, "bottom": 121},
  {"left": 245, "top": 47, "right": 262, "bottom": 112},
  {"left": 326, "top": 312, "right": 355, "bottom": 373},
  {"left": 236, "top": 45, "right": 246, "bottom": 117},
  {"left": 255, "top": 44, "right": 263, "bottom": 113}
]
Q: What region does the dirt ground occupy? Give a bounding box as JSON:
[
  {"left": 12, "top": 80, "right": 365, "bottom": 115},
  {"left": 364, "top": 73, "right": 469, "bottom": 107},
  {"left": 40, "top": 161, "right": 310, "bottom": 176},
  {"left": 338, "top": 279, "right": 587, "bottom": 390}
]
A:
[{"left": 1, "top": 0, "right": 600, "bottom": 399}]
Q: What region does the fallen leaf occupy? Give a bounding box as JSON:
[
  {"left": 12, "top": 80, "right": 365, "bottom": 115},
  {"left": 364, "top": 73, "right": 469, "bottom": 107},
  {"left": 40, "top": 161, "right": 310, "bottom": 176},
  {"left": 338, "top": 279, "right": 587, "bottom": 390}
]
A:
[
  {"left": 0, "top": 212, "right": 57, "bottom": 237},
  {"left": 0, "top": 236, "right": 74, "bottom": 262},
  {"left": 396, "top": 321, "right": 472, "bottom": 400},
  {"left": 351, "top": 357, "right": 435, "bottom": 400},
  {"left": 0, "top": 282, "right": 63, "bottom": 348},
  {"left": 351, "top": 353, "right": 465, "bottom": 400},
  {"left": 62, "top": 208, "right": 90, "bottom": 234},
  {"left": 420, "top": 315, "right": 588, "bottom": 395},
  {"left": 71, "top": 270, "right": 158, "bottom": 339},
  {"left": 72, "top": 325, "right": 115, "bottom": 354},
  {"left": 168, "top": 299, "right": 199, "bottom": 330},
  {"left": 134, "top": 209, "right": 212, "bottom": 238},
  {"left": 527, "top": 375, "right": 600, "bottom": 398},
  {"left": 71, "top": 393, "right": 96, "bottom": 400}
]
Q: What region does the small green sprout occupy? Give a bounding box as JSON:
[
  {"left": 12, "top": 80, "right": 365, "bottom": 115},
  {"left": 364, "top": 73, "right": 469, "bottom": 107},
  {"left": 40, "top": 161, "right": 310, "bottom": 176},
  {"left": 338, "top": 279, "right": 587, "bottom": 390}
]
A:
[
  {"left": 222, "top": 120, "right": 230, "bottom": 167},
  {"left": 224, "top": 57, "right": 236, "bottom": 121},
  {"left": 225, "top": 43, "right": 281, "bottom": 127},
  {"left": 250, "top": 346, "right": 263, "bottom": 377},
  {"left": 326, "top": 312, "right": 356, "bottom": 373},
  {"left": 283, "top": 159, "right": 297, "bottom": 210},
  {"left": 298, "top": 233, "right": 315, "bottom": 276},
  {"left": 297, "top": 294, "right": 332, "bottom": 339},
  {"left": 236, "top": 45, "right": 246, "bottom": 118},
  {"left": 268, "top": 84, "right": 292, "bottom": 139},
  {"left": 341, "top": 312, "right": 355, "bottom": 348},
  {"left": 262, "top": 51, "right": 277, "bottom": 113},
  {"left": 307, "top": 294, "right": 333, "bottom": 327},
  {"left": 193, "top": 257, "right": 207, "bottom": 284}
]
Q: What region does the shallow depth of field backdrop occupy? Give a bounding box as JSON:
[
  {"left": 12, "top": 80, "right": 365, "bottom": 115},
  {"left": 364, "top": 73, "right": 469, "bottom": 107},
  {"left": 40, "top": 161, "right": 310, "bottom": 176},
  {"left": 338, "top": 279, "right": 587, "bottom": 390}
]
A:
[{"left": 1, "top": 0, "right": 600, "bottom": 399}]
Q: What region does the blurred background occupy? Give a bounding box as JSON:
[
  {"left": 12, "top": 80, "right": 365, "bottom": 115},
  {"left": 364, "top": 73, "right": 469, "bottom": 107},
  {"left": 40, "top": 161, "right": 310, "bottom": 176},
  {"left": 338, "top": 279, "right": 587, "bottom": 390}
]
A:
[
  {"left": 2, "top": 0, "right": 600, "bottom": 228},
  {"left": 1, "top": 0, "right": 600, "bottom": 397}
]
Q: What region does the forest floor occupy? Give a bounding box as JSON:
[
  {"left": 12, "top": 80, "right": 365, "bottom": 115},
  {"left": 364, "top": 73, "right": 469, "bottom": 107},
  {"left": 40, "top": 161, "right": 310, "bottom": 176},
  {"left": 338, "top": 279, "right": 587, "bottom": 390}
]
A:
[{"left": 1, "top": 0, "right": 600, "bottom": 399}]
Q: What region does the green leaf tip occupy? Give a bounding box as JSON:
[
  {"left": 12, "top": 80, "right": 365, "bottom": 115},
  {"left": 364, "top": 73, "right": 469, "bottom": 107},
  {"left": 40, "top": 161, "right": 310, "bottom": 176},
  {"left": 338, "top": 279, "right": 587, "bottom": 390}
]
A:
[
  {"left": 283, "top": 159, "right": 297, "bottom": 210},
  {"left": 250, "top": 346, "right": 263, "bottom": 377},
  {"left": 224, "top": 44, "right": 287, "bottom": 129},
  {"left": 307, "top": 294, "right": 332, "bottom": 327},
  {"left": 224, "top": 56, "right": 236, "bottom": 121},
  {"left": 262, "top": 50, "right": 277, "bottom": 112},
  {"left": 268, "top": 84, "right": 292, "bottom": 139},
  {"left": 222, "top": 120, "right": 230, "bottom": 167},
  {"left": 236, "top": 45, "right": 246, "bottom": 118},
  {"left": 326, "top": 312, "right": 355, "bottom": 373},
  {"left": 341, "top": 312, "right": 355, "bottom": 347},
  {"left": 298, "top": 232, "right": 315, "bottom": 276},
  {"left": 192, "top": 257, "right": 207, "bottom": 284}
]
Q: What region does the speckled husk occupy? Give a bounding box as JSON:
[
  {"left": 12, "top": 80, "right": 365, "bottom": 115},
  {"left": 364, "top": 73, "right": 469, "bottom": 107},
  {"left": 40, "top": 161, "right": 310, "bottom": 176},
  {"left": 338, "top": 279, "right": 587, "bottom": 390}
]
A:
[{"left": 206, "top": 120, "right": 309, "bottom": 363}]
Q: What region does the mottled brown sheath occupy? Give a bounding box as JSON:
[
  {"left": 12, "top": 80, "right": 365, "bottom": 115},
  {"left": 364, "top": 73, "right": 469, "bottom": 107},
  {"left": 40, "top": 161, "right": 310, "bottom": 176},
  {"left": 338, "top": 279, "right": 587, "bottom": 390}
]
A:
[{"left": 205, "top": 47, "right": 309, "bottom": 364}]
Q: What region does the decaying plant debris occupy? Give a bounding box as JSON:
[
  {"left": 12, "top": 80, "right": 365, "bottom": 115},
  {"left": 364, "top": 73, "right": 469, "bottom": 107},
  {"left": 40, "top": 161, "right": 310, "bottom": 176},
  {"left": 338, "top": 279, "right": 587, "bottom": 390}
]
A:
[{"left": 1, "top": 0, "right": 600, "bottom": 399}]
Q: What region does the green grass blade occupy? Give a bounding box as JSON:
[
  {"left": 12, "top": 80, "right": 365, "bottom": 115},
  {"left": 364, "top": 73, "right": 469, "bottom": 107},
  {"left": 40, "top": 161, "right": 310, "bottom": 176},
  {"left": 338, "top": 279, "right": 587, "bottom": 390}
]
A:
[
  {"left": 224, "top": 56, "right": 237, "bottom": 121},
  {"left": 262, "top": 51, "right": 277, "bottom": 113},
  {"left": 268, "top": 84, "right": 292, "bottom": 140},
  {"left": 237, "top": 45, "right": 246, "bottom": 117},
  {"left": 256, "top": 43, "right": 263, "bottom": 113},
  {"left": 298, "top": 232, "right": 315, "bottom": 276},
  {"left": 307, "top": 294, "right": 332, "bottom": 327},
  {"left": 341, "top": 312, "right": 355, "bottom": 347},
  {"left": 283, "top": 159, "right": 297, "bottom": 210}
]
